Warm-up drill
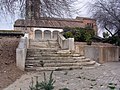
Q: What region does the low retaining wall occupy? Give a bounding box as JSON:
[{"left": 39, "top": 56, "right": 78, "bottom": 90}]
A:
[
  {"left": 16, "top": 33, "right": 29, "bottom": 71},
  {"left": 75, "top": 42, "right": 119, "bottom": 63}
]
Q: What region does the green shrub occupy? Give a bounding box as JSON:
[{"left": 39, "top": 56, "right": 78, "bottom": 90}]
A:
[
  {"left": 63, "top": 27, "right": 95, "bottom": 42},
  {"left": 103, "top": 36, "right": 120, "bottom": 46},
  {"left": 74, "top": 30, "right": 82, "bottom": 41},
  {"left": 108, "top": 83, "right": 116, "bottom": 90},
  {"left": 63, "top": 31, "right": 73, "bottom": 38},
  {"left": 84, "top": 32, "right": 92, "bottom": 42}
]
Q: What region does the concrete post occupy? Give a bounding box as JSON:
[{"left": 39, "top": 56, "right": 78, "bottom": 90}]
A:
[
  {"left": 16, "top": 37, "right": 27, "bottom": 71},
  {"left": 68, "top": 38, "right": 74, "bottom": 51},
  {"left": 16, "top": 48, "right": 26, "bottom": 71}
]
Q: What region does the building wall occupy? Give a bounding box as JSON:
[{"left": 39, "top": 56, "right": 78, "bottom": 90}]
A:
[
  {"left": 83, "top": 19, "right": 97, "bottom": 35},
  {"left": 14, "top": 27, "right": 63, "bottom": 40},
  {"left": 14, "top": 27, "right": 34, "bottom": 39},
  {"left": 14, "top": 17, "right": 98, "bottom": 39},
  {"left": 76, "top": 17, "right": 98, "bottom": 35}
]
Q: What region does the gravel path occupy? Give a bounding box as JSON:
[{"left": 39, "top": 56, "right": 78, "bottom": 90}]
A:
[{"left": 4, "top": 62, "right": 120, "bottom": 90}]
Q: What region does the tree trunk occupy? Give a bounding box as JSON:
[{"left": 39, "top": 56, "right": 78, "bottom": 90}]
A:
[{"left": 25, "top": 0, "right": 40, "bottom": 20}]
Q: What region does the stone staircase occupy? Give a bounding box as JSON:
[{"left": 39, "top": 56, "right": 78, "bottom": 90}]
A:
[
  {"left": 25, "top": 40, "right": 98, "bottom": 71},
  {"left": 29, "top": 39, "right": 60, "bottom": 49}
]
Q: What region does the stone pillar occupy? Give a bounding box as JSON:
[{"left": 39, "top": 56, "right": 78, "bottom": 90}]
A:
[
  {"left": 51, "top": 32, "right": 53, "bottom": 39},
  {"left": 42, "top": 31, "right": 44, "bottom": 40},
  {"left": 33, "top": 31, "right": 35, "bottom": 40}
]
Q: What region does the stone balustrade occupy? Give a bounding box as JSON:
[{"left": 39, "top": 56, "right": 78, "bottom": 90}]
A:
[
  {"left": 57, "top": 34, "right": 74, "bottom": 51},
  {"left": 16, "top": 33, "right": 29, "bottom": 71}
]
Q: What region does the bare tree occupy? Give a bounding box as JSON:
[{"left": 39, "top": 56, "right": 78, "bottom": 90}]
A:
[
  {"left": 90, "top": 0, "right": 120, "bottom": 36},
  {"left": 0, "top": 0, "right": 77, "bottom": 19}
]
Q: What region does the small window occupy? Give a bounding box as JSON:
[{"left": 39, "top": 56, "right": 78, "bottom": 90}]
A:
[{"left": 86, "top": 23, "right": 94, "bottom": 29}]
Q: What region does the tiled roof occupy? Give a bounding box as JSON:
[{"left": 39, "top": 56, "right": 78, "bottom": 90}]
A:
[{"left": 14, "top": 17, "right": 89, "bottom": 28}]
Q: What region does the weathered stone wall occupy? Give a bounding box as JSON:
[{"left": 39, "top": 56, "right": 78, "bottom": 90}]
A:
[
  {"left": 75, "top": 42, "right": 119, "bottom": 63},
  {"left": 84, "top": 46, "right": 100, "bottom": 63}
]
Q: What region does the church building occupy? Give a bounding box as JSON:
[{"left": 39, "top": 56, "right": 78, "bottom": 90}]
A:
[{"left": 14, "top": 0, "right": 97, "bottom": 40}]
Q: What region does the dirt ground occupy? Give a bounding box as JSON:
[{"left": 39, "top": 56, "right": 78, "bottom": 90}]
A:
[{"left": 0, "top": 37, "right": 25, "bottom": 90}]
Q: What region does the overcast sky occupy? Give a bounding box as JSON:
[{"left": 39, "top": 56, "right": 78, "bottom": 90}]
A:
[{"left": 0, "top": 0, "right": 92, "bottom": 30}]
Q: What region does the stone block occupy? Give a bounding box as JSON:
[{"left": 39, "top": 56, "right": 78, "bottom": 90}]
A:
[{"left": 16, "top": 48, "right": 26, "bottom": 71}]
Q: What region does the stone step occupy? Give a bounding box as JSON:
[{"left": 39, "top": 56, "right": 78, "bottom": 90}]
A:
[
  {"left": 27, "top": 53, "right": 81, "bottom": 57},
  {"left": 30, "top": 39, "right": 58, "bottom": 42},
  {"left": 57, "top": 50, "right": 71, "bottom": 54},
  {"left": 27, "top": 51, "right": 57, "bottom": 55},
  {"left": 25, "top": 39, "right": 98, "bottom": 71},
  {"left": 26, "top": 56, "right": 86, "bottom": 60},
  {"left": 25, "top": 66, "right": 82, "bottom": 71},
  {"left": 27, "top": 48, "right": 58, "bottom": 52},
  {"left": 25, "top": 61, "right": 96, "bottom": 71},
  {"left": 26, "top": 58, "right": 91, "bottom": 64},
  {"left": 27, "top": 50, "right": 75, "bottom": 55},
  {"left": 27, "top": 49, "right": 76, "bottom": 54},
  {"left": 30, "top": 44, "right": 59, "bottom": 48},
  {"left": 26, "top": 61, "right": 96, "bottom": 67},
  {"left": 29, "top": 39, "right": 59, "bottom": 49}
]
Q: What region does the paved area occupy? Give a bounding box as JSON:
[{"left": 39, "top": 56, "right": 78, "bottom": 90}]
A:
[{"left": 4, "top": 62, "right": 120, "bottom": 90}]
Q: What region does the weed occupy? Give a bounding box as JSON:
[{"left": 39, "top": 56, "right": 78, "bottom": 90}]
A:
[
  {"left": 64, "top": 71, "right": 68, "bottom": 75},
  {"left": 108, "top": 83, "right": 116, "bottom": 90},
  {"left": 76, "top": 76, "right": 82, "bottom": 79},
  {"left": 29, "top": 71, "right": 55, "bottom": 90},
  {"left": 90, "top": 79, "right": 96, "bottom": 81}
]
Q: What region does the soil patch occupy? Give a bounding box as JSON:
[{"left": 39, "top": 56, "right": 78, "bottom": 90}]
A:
[{"left": 0, "top": 37, "right": 25, "bottom": 90}]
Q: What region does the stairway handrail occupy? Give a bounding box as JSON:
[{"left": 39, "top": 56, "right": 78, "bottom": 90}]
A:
[
  {"left": 57, "top": 33, "right": 74, "bottom": 51},
  {"left": 16, "top": 33, "right": 29, "bottom": 71}
]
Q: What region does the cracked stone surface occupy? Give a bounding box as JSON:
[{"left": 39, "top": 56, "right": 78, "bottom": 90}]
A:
[{"left": 4, "top": 62, "right": 120, "bottom": 90}]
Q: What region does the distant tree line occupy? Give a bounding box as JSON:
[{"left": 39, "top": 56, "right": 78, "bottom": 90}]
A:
[{"left": 90, "top": 0, "right": 120, "bottom": 37}]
